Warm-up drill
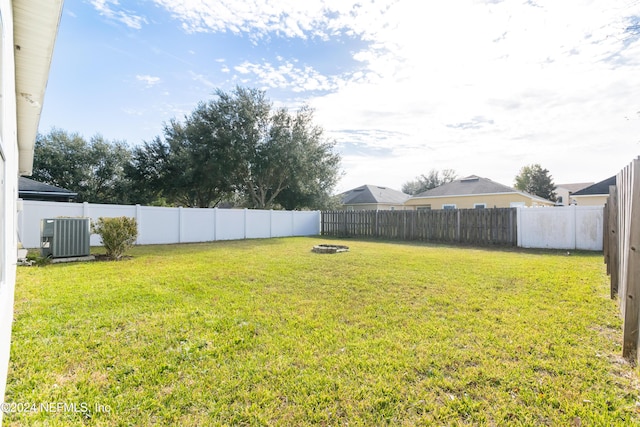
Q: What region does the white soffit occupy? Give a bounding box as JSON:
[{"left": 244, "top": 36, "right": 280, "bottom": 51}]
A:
[{"left": 13, "top": 0, "right": 63, "bottom": 175}]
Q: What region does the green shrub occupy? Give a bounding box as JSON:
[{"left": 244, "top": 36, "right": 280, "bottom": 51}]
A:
[{"left": 91, "top": 216, "right": 138, "bottom": 260}]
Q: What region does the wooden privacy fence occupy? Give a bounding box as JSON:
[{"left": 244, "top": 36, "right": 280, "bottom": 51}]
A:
[
  {"left": 604, "top": 157, "right": 640, "bottom": 363},
  {"left": 322, "top": 208, "right": 517, "bottom": 246}
]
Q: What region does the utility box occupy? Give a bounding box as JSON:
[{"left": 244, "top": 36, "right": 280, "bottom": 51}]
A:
[{"left": 41, "top": 218, "right": 91, "bottom": 258}]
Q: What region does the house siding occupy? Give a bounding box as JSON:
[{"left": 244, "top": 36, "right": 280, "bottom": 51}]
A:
[
  {"left": 0, "top": 0, "right": 20, "bottom": 417},
  {"left": 405, "top": 193, "right": 553, "bottom": 210},
  {"left": 571, "top": 194, "right": 608, "bottom": 206}
]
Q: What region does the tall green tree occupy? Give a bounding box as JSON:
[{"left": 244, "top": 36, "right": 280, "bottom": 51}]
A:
[
  {"left": 32, "top": 129, "right": 132, "bottom": 203},
  {"left": 129, "top": 101, "right": 239, "bottom": 207},
  {"left": 514, "top": 164, "right": 557, "bottom": 202},
  {"left": 402, "top": 169, "right": 457, "bottom": 195},
  {"left": 131, "top": 87, "right": 341, "bottom": 210}
]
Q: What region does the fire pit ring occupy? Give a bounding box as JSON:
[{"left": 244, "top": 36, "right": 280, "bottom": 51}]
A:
[{"left": 311, "top": 244, "right": 349, "bottom": 254}]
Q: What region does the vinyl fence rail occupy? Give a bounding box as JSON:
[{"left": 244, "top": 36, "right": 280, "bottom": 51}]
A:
[
  {"left": 18, "top": 201, "right": 321, "bottom": 249},
  {"left": 321, "top": 208, "right": 517, "bottom": 246},
  {"left": 603, "top": 157, "right": 640, "bottom": 363}
]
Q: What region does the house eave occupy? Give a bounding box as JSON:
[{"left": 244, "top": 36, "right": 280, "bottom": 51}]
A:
[
  {"left": 571, "top": 194, "right": 606, "bottom": 198},
  {"left": 13, "top": 0, "right": 64, "bottom": 176},
  {"left": 18, "top": 191, "right": 77, "bottom": 197}
]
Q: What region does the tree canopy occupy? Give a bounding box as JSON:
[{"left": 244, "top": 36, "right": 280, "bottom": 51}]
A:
[
  {"left": 129, "top": 87, "right": 342, "bottom": 209},
  {"left": 32, "top": 129, "right": 132, "bottom": 204},
  {"left": 31, "top": 87, "right": 339, "bottom": 209},
  {"left": 402, "top": 169, "right": 457, "bottom": 195},
  {"left": 514, "top": 164, "right": 557, "bottom": 202}
]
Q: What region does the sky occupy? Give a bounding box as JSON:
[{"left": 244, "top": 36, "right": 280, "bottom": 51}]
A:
[{"left": 38, "top": 0, "right": 640, "bottom": 194}]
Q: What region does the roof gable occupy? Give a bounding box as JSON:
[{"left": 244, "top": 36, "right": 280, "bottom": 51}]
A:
[
  {"left": 556, "top": 182, "right": 594, "bottom": 193},
  {"left": 341, "top": 185, "right": 409, "bottom": 205},
  {"left": 571, "top": 176, "right": 616, "bottom": 196},
  {"left": 412, "top": 175, "right": 516, "bottom": 198}
]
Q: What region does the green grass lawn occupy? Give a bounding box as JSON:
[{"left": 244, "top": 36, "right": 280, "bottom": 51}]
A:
[{"left": 6, "top": 238, "right": 639, "bottom": 425}]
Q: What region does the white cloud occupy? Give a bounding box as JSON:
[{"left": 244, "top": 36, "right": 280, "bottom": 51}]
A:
[
  {"left": 308, "top": 0, "right": 640, "bottom": 191},
  {"left": 151, "top": 0, "right": 640, "bottom": 191},
  {"left": 136, "top": 74, "right": 161, "bottom": 88},
  {"left": 91, "top": 0, "right": 147, "bottom": 29},
  {"left": 189, "top": 71, "right": 216, "bottom": 89},
  {"left": 152, "top": 0, "right": 396, "bottom": 39},
  {"left": 233, "top": 59, "right": 341, "bottom": 92}
]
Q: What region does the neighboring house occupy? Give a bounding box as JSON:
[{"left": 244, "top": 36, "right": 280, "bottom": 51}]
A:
[
  {"left": 340, "top": 185, "right": 410, "bottom": 210},
  {"left": 555, "top": 182, "right": 593, "bottom": 206},
  {"left": 570, "top": 176, "right": 615, "bottom": 206},
  {"left": 18, "top": 177, "right": 77, "bottom": 202},
  {"left": 0, "top": 0, "right": 63, "bottom": 418},
  {"left": 405, "top": 175, "right": 555, "bottom": 210}
]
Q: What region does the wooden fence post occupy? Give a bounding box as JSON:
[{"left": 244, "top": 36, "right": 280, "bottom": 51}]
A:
[
  {"left": 341, "top": 210, "right": 347, "bottom": 237},
  {"left": 623, "top": 159, "right": 640, "bottom": 362},
  {"left": 604, "top": 201, "right": 609, "bottom": 272},
  {"left": 608, "top": 186, "right": 619, "bottom": 298}
]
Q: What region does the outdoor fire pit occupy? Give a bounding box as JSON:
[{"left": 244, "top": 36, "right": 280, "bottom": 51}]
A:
[{"left": 311, "top": 244, "right": 349, "bottom": 254}]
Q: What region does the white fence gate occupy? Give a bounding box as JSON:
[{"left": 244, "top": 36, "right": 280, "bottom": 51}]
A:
[
  {"left": 517, "top": 205, "right": 604, "bottom": 251},
  {"left": 18, "top": 201, "right": 321, "bottom": 249}
]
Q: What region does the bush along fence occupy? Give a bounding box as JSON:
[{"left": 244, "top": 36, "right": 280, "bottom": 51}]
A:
[
  {"left": 604, "top": 156, "right": 640, "bottom": 364},
  {"left": 321, "top": 208, "right": 518, "bottom": 246}
]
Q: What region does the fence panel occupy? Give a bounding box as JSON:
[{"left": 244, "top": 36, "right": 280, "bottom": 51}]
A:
[
  {"left": 321, "top": 208, "right": 517, "bottom": 246},
  {"left": 18, "top": 201, "right": 321, "bottom": 248},
  {"left": 293, "top": 211, "right": 324, "bottom": 236},
  {"left": 518, "top": 206, "right": 603, "bottom": 250},
  {"left": 181, "top": 208, "right": 216, "bottom": 243},
  {"left": 604, "top": 157, "right": 640, "bottom": 363},
  {"left": 271, "top": 211, "right": 293, "bottom": 237},
  {"left": 246, "top": 210, "right": 271, "bottom": 239},
  {"left": 18, "top": 201, "right": 83, "bottom": 247},
  {"left": 138, "top": 206, "right": 180, "bottom": 245}
]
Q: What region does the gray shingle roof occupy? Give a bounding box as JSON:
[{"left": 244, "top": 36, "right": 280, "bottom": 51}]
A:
[
  {"left": 413, "top": 175, "right": 516, "bottom": 198},
  {"left": 18, "top": 177, "right": 77, "bottom": 197},
  {"left": 341, "top": 185, "right": 410, "bottom": 205},
  {"left": 571, "top": 176, "right": 616, "bottom": 196}
]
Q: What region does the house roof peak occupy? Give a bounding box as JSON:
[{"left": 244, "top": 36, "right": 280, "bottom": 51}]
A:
[{"left": 341, "top": 184, "right": 409, "bottom": 205}]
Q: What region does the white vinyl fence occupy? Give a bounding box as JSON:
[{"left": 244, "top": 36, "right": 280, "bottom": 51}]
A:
[
  {"left": 517, "top": 205, "right": 604, "bottom": 251},
  {"left": 18, "top": 201, "right": 604, "bottom": 251},
  {"left": 18, "top": 201, "right": 321, "bottom": 249}
]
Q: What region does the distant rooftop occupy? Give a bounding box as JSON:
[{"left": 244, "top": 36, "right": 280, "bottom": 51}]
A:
[
  {"left": 18, "top": 177, "right": 77, "bottom": 202},
  {"left": 413, "top": 175, "right": 515, "bottom": 198},
  {"left": 571, "top": 176, "right": 616, "bottom": 196},
  {"left": 341, "top": 185, "right": 409, "bottom": 205},
  {"left": 556, "top": 182, "right": 594, "bottom": 193}
]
